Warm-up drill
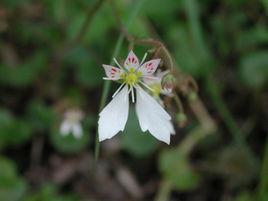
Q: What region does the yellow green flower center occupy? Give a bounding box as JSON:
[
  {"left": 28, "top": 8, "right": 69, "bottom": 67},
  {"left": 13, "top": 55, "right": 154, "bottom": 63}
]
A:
[
  {"left": 121, "top": 68, "right": 142, "bottom": 86},
  {"left": 125, "top": 73, "right": 138, "bottom": 85}
]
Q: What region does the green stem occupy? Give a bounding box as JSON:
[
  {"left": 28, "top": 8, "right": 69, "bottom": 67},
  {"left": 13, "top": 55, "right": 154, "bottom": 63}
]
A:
[
  {"left": 154, "top": 180, "right": 172, "bottom": 201},
  {"left": 183, "top": 0, "right": 211, "bottom": 63},
  {"left": 94, "top": 0, "right": 148, "bottom": 162}
]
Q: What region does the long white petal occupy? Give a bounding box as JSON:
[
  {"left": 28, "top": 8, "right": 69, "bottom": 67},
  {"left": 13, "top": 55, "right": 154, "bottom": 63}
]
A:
[
  {"left": 135, "top": 86, "right": 175, "bottom": 144},
  {"left": 98, "top": 85, "right": 129, "bottom": 141},
  {"left": 72, "top": 123, "right": 83, "bottom": 138},
  {"left": 60, "top": 121, "right": 71, "bottom": 136}
]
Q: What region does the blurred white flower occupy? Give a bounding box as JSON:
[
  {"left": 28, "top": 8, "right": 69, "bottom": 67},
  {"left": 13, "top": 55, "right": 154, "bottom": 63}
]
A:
[
  {"left": 60, "top": 109, "right": 84, "bottom": 139},
  {"left": 98, "top": 50, "right": 175, "bottom": 144}
]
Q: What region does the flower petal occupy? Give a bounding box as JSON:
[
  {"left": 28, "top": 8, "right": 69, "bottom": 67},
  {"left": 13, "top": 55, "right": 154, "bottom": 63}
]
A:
[
  {"left": 139, "top": 59, "right": 160, "bottom": 76},
  {"left": 103, "top": 64, "right": 123, "bottom": 80},
  {"left": 142, "top": 76, "right": 161, "bottom": 86},
  {"left": 72, "top": 123, "right": 83, "bottom": 138},
  {"left": 98, "top": 85, "right": 129, "bottom": 141},
  {"left": 60, "top": 121, "right": 71, "bottom": 136},
  {"left": 124, "top": 50, "right": 139, "bottom": 70},
  {"left": 135, "top": 86, "right": 174, "bottom": 144}
]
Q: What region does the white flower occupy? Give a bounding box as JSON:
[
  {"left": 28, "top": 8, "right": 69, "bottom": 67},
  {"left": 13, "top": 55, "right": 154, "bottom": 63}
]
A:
[
  {"left": 60, "top": 109, "right": 84, "bottom": 139},
  {"left": 98, "top": 51, "right": 175, "bottom": 144}
]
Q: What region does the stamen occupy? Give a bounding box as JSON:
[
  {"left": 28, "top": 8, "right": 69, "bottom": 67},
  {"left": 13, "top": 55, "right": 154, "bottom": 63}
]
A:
[
  {"left": 128, "top": 87, "right": 132, "bottom": 94},
  {"left": 103, "top": 77, "right": 115, "bottom": 80},
  {"left": 142, "top": 75, "right": 160, "bottom": 80},
  {"left": 113, "top": 58, "right": 123, "bottom": 69},
  {"left": 139, "top": 80, "right": 155, "bottom": 92},
  {"left": 136, "top": 52, "right": 148, "bottom": 72},
  {"left": 112, "top": 83, "right": 125, "bottom": 98},
  {"left": 131, "top": 86, "right": 135, "bottom": 103},
  {"left": 140, "top": 53, "right": 148, "bottom": 65}
]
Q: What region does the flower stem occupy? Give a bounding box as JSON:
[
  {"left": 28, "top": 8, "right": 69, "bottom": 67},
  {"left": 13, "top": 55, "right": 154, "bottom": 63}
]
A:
[
  {"left": 154, "top": 180, "right": 172, "bottom": 201},
  {"left": 94, "top": 0, "right": 148, "bottom": 162}
]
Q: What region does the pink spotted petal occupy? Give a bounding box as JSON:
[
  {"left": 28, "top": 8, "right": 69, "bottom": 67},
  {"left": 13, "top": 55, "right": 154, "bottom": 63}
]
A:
[
  {"left": 139, "top": 59, "right": 161, "bottom": 76},
  {"left": 103, "top": 65, "right": 123, "bottom": 80},
  {"left": 124, "top": 50, "right": 140, "bottom": 70}
]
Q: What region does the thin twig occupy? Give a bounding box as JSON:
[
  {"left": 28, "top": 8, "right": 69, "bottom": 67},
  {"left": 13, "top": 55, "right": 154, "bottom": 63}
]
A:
[
  {"left": 134, "top": 39, "right": 174, "bottom": 70},
  {"left": 154, "top": 180, "right": 172, "bottom": 201},
  {"left": 173, "top": 94, "right": 184, "bottom": 113},
  {"left": 30, "top": 135, "right": 44, "bottom": 169}
]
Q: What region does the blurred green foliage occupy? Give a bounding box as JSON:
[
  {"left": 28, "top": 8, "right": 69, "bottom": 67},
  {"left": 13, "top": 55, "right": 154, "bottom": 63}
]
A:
[
  {"left": 0, "top": 0, "right": 267, "bottom": 200},
  {"left": 0, "top": 156, "right": 27, "bottom": 201},
  {"left": 0, "top": 109, "right": 33, "bottom": 149},
  {"left": 159, "top": 148, "right": 200, "bottom": 190},
  {"left": 121, "top": 108, "right": 158, "bottom": 157},
  {"left": 23, "top": 184, "right": 80, "bottom": 201}
]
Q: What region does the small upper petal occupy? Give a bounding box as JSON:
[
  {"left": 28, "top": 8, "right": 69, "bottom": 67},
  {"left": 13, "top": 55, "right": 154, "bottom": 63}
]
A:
[
  {"left": 139, "top": 59, "right": 160, "bottom": 76},
  {"left": 124, "top": 50, "right": 140, "bottom": 71},
  {"left": 103, "top": 64, "right": 123, "bottom": 80}
]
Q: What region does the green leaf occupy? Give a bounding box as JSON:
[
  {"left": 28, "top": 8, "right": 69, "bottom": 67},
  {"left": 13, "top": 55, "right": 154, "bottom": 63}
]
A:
[
  {"left": 261, "top": 0, "right": 268, "bottom": 14},
  {"left": 234, "top": 192, "right": 255, "bottom": 201},
  {"left": 213, "top": 145, "right": 258, "bottom": 188},
  {"left": 127, "top": 18, "right": 149, "bottom": 38},
  {"left": 1, "top": 0, "right": 30, "bottom": 9},
  {"left": 0, "top": 52, "right": 47, "bottom": 87},
  {"left": 143, "top": 0, "right": 181, "bottom": 19},
  {"left": 23, "top": 184, "right": 80, "bottom": 201},
  {"left": 0, "top": 109, "right": 33, "bottom": 148},
  {"left": 26, "top": 101, "right": 56, "bottom": 132},
  {"left": 239, "top": 51, "right": 268, "bottom": 88},
  {"left": 159, "top": 148, "right": 200, "bottom": 190},
  {"left": 236, "top": 26, "right": 268, "bottom": 51},
  {"left": 64, "top": 47, "right": 102, "bottom": 87},
  {"left": 83, "top": 4, "right": 114, "bottom": 44},
  {"left": 0, "top": 156, "right": 27, "bottom": 201},
  {"left": 121, "top": 108, "right": 158, "bottom": 157}
]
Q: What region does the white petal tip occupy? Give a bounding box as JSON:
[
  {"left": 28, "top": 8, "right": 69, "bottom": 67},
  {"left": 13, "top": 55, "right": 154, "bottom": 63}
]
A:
[
  {"left": 99, "top": 138, "right": 105, "bottom": 142},
  {"left": 158, "top": 137, "right": 170, "bottom": 145}
]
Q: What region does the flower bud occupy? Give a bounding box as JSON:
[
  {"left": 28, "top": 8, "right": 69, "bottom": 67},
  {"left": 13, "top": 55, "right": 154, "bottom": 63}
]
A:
[
  {"left": 187, "top": 91, "right": 198, "bottom": 102},
  {"left": 176, "top": 112, "right": 187, "bottom": 127},
  {"left": 161, "top": 73, "right": 176, "bottom": 94}
]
